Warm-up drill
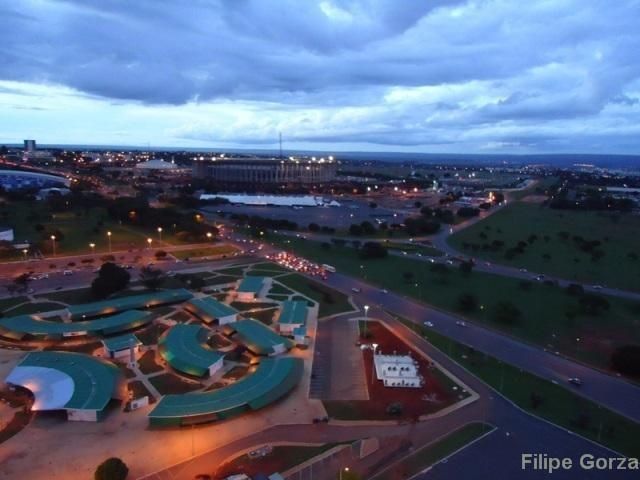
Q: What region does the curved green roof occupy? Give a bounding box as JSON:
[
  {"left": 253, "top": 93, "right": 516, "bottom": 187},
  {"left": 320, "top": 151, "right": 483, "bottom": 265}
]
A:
[
  {"left": 184, "top": 297, "right": 237, "bottom": 323},
  {"left": 67, "top": 289, "right": 193, "bottom": 319},
  {"left": 237, "top": 276, "right": 266, "bottom": 294},
  {"left": 0, "top": 310, "right": 153, "bottom": 340},
  {"left": 223, "top": 319, "right": 294, "bottom": 355},
  {"left": 148, "top": 357, "right": 303, "bottom": 425},
  {"left": 7, "top": 351, "right": 120, "bottom": 411},
  {"left": 158, "top": 324, "right": 224, "bottom": 377}
]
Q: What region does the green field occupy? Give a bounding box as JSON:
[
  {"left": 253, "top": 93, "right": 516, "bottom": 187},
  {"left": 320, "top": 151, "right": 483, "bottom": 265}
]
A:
[
  {"left": 276, "top": 273, "right": 353, "bottom": 317},
  {"left": 449, "top": 202, "right": 640, "bottom": 291},
  {"left": 373, "top": 423, "right": 493, "bottom": 480},
  {"left": 0, "top": 201, "right": 184, "bottom": 257},
  {"left": 267, "top": 235, "right": 640, "bottom": 373},
  {"left": 171, "top": 245, "right": 239, "bottom": 260},
  {"left": 401, "top": 319, "right": 640, "bottom": 457}
]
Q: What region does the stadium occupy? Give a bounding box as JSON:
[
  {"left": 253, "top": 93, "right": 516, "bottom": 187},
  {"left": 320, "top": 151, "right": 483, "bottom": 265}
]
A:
[{"left": 192, "top": 157, "right": 337, "bottom": 184}]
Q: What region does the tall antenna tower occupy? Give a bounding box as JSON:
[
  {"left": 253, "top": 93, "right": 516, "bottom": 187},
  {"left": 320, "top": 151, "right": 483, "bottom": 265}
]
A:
[{"left": 279, "top": 132, "right": 283, "bottom": 159}]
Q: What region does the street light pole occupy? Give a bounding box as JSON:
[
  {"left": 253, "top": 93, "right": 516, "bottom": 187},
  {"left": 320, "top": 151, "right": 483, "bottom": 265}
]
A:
[
  {"left": 371, "top": 343, "right": 378, "bottom": 386},
  {"left": 147, "top": 238, "right": 153, "bottom": 250},
  {"left": 50, "top": 235, "right": 56, "bottom": 257},
  {"left": 157, "top": 227, "right": 163, "bottom": 243},
  {"left": 22, "top": 249, "right": 28, "bottom": 261},
  {"left": 89, "top": 243, "right": 95, "bottom": 255},
  {"left": 340, "top": 467, "right": 349, "bottom": 480},
  {"left": 363, "top": 305, "right": 369, "bottom": 338},
  {"left": 107, "top": 231, "right": 112, "bottom": 253}
]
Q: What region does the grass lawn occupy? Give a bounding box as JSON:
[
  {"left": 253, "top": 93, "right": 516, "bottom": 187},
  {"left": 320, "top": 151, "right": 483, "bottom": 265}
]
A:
[
  {"left": 449, "top": 202, "right": 640, "bottom": 292},
  {"left": 214, "top": 266, "right": 248, "bottom": 276},
  {"left": 138, "top": 350, "right": 164, "bottom": 374},
  {"left": 373, "top": 423, "right": 493, "bottom": 480},
  {"left": 0, "top": 296, "right": 29, "bottom": 313},
  {"left": 249, "top": 262, "right": 291, "bottom": 272},
  {"left": 4, "top": 302, "right": 66, "bottom": 315},
  {"left": 171, "top": 244, "right": 239, "bottom": 260},
  {"left": 36, "top": 287, "right": 95, "bottom": 304},
  {"left": 128, "top": 380, "right": 154, "bottom": 401},
  {"left": 277, "top": 273, "right": 352, "bottom": 317},
  {"left": 401, "top": 318, "right": 640, "bottom": 457},
  {"left": 270, "top": 283, "right": 294, "bottom": 295},
  {"left": 267, "top": 235, "right": 640, "bottom": 373},
  {"left": 216, "top": 444, "right": 340, "bottom": 479},
  {"left": 148, "top": 373, "right": 202, "bottom": 395},
  {"left": 0, "top": 201, "right": 174, "bottom": 256}
]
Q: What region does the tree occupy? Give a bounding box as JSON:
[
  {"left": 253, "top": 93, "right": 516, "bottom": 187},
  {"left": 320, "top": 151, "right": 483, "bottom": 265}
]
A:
[
  {"left": 308, "top": 222, "right": 320, "bottom": 232},
  {"left": 457, "top": 207, "right": 480, "bottom": 218},
  {"left": 610, "top": 345, "right": 640, "bottom": 377},
  {"left": 360, "top": 221, "right": 376, "bottom": 235},
  {"left": 139, "top": 266, "right": 167, "bottom": 291},
  {"left": 530, "top": 392, "right": 544, "bottom": 410},
  {"left": 458, "top": 260, "right": 474, "bottom": 275},
  {"left": 13, "top": 273, "right": 32, "bottom": 294},
  {"left": 359, "top": 241, "right": 388, "bottom": 259},
  {"left": 154, "top": 250, "right": 168, "bottom": 259},
  {"left": 91, "top": 263, "right": 130, "bottom": 299},
  {"left": 386, "top": 402, "right": 403, "bottom": 415},
  {"left": 493, "top": 301, "right": 521, "bottom": 325},
  {"left": 565, "top": 283, "right": 584, "bottom": 296},
  {"left": 402, "top": 271, "right": 414, "bottom": 283},
  {"left": 95, "top": 457, "right": 128, "bottom": 480},
  {"left": 457, "top": 293, "right": 478, "bottom": 312},
  {"left": 349, "top": 224, "right": 363, "bottom": 236},
  {"left": 579, "top": 293, "right": 610, "bottom": 315},
  {"left": 369, "top": 202, "right": 378, "bottom": 209}
]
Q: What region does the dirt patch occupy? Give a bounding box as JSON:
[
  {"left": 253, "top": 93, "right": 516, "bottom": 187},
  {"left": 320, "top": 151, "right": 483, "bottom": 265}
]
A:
[{"left": 324, "top": 321, "right": 459, "bottom": 420}]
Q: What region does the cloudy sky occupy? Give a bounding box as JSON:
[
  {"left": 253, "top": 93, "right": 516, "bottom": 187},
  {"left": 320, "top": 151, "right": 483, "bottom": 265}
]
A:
[{"left": 1, "top": 0, "right": 640, "bottom": 154}]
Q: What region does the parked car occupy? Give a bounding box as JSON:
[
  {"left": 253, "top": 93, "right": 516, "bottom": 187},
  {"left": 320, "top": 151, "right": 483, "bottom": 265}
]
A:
[
  {"left": 424, "top": 321, "right": 434, "bottom": 327},
  {"left": 568, "top": 377, "right": 583, "bottom": 386},
  {"left": 455, "top": 320, "right": 467, "bottom": 327},
  {"left": 351, "top": 287, "right": 361, "bottom": 293},
  {"left": 63, "top": 270, "right": 73, "bottom": 276}
]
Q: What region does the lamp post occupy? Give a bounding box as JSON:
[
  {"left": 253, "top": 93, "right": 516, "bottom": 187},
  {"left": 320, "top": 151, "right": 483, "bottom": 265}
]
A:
[
  {"left": 50, "top": 235, "right": 56, "bottom": 257},
  {"left": 89, "top": 243, "right": 95, "bottom": 255},
  {"left": 107, "top": 231, "right": 112, "bottom": 253},
  {"left": 147, "top": 238, "right": 153, "bottom": 249},
  {"left": 371, "top": 343, "right": 378, "bottom": 386},
  {"left": 22, "top": 248, "right": 28, "bottom": 261},
  {"left": 206, "top": 232, "right": 213, "bottom": 241},
  {"left": 340, "top": 467, "right": 350, "bottom": 480},
  {"left": 363, "top": 304, "right": 369, "bottom": 338},
  {"left": 157, "top": 227, "right": 163, "bottom": 243}
]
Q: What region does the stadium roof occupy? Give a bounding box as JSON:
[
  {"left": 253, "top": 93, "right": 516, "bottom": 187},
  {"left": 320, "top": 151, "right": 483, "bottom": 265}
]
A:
[
  {"left": 237, "top": 276, "right": 265, "bottom": 294},
  {"left": 102, "top": 333, "right": 141, "bottom": 352},
  {"left": 67, "top": 289, "right": 193, "bottom": 319},
  {"left": 158, "top": 324, "right": 224, "bottom": 377},
  {"left": 148, "top": 357, "right": 303, "bottom": 422},
  {"left": 184, "top": 297, "right": 237, "bottom": 323},
  {"left": 223, "top": 319, "right": 294, "bottom": 355},
  {"left": 278, "top": 301, "right": 308, "bottom": 325},
  {"left": 0, "top": 310, "right": 153, "bottom": 340},
  {"left": 6, "top": 351, "right": 120, "bottom": 411}
]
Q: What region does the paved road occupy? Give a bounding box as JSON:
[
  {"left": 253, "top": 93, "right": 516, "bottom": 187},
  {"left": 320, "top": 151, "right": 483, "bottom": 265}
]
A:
[{"left": 322, "top": 272, "right": 640, "bottom": 423}]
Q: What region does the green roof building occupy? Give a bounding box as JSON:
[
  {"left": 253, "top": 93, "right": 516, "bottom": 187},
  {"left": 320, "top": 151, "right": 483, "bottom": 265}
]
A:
[
  {"left": 223, "top": 319, "right": 294, "bottom": 356},
  {"left": 277, "top": 301, "right": 308, "bottom": 334},
  {"left": 66, "top": 288, "right": 193, "bottom": 320},
  {"left": 0, "top": 310, "right": 153, "bottom": 341},
  {"left": 5, "top": 351, "right": 122, "bottom": 422},
  {"left": 184, "top": 296, "right": 238, "bottom": 325},
  {"left": 101, "top": 333, "right": 141, "bottom": 359},
  {"left": 236, "top": 276, "right": 269, "bottom": 300},
  {"left": 148, "top": 357, "right": 303, "bottom": 427},
  {"left": 158, "top": 324, "right": 225, "bottom": 377}
]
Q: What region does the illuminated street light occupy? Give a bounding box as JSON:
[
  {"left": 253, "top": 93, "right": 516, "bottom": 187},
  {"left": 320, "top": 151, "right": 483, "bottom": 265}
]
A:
[
  {"left": 89, "top": 243, "right": 95, "bottom": 254},
  {"left": 22, "top": 248, "right": 28, "bottom": 260},
  {"left": 206, "top": 232, "right": 213, "bottom": 240},
  {"left": 50, "top": 235, "right": 56, "bottom": 257},
  {"left": 147, "top": 238, "right": 153, "bottom": 249},
  {"left": 340, "top": 467, "right": 350, "bottom": 480},
  {"left": 107, "top": 231, "right": 112, "bottom": 253},
  {"left": 371, "top": 342, "right": 378, "bottom": 385},
  {"left": 157, "top": 227, "right": 163, "bottom": 242},
  {"left": 363, "top": 305, "right": 370, "bottom": 338}
]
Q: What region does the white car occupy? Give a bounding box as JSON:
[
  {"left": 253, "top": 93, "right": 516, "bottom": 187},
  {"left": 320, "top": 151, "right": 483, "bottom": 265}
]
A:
[
  {"left": 381, "top": 289, "right": 388, "bottom": 294},
  {"left": 63, "top": 270, "right": 73, "bottom": 276},
  {"left": 455, "top": 321, "right": 467, "bottom": 327},
  {"left": 424, "top": 321, "right": 434, "bottom": 327},
  {"left": 351, "top": 287, "right": 361, "bottom": 293}
]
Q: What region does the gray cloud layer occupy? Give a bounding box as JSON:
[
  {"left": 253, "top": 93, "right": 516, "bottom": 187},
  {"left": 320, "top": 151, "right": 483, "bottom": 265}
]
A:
[{"left": 1, "top": 0, "right": 640, "bottom": 152}]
